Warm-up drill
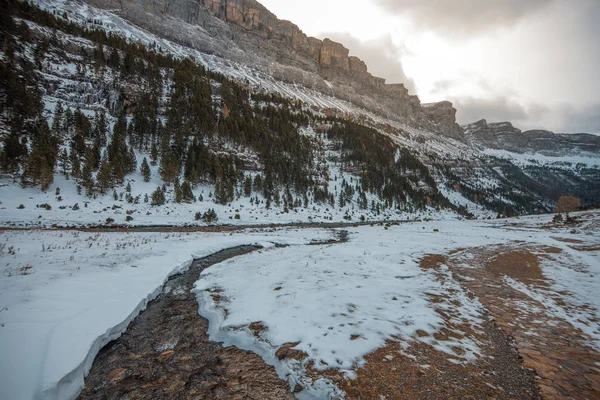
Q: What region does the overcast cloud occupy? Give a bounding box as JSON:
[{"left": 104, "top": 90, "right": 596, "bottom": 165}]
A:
[
  {"left": 259, "top": 0, "right": 600, "bottom": 133},
  {"left": 374, "top": 0, "right": 552, "bottom": 34}
]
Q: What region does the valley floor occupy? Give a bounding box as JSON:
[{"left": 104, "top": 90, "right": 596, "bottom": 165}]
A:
[{"left": 1, "top": 212, "right": 599, "bottom": 399}]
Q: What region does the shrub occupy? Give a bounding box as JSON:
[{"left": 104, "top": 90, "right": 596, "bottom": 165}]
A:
[
  {"left": 554, "top": 196, "right": 582, "bottom": 213},
  {"left": 565, "top": 214, "right": 580, "bottom": 225},
  {"left": 105, "top": 218, "right": 114, "bottom": 224},
  {"left": 552, "top": 213, "right": 564, "bottom": 223},
  {"left": 202, "top": 209, "right": 218, "bottom": 223},
  {"left": 234, "top": 213, "right": 241, "bottom": 220},
  {"left": 72, "top": 203, "right": 80, "bottom": 210},
  {"left": 195, "top": 212, "right": 201, "bottom": 221},
  {"left": 17, "top": 204, "right": 25, "bottom": 209},
  {"left": 37, "top": 203, "right": 52, "bottom": 210},
  {"left": 151, "top": 186, "right": 165, "bottom": 206},
  {"left": 126, "top": 216, "right": 134, "bottom": 222}
]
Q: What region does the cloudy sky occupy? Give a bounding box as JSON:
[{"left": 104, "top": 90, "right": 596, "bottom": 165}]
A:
[{"left": 259, "top": 0, "right": 600, "bottom": 133}]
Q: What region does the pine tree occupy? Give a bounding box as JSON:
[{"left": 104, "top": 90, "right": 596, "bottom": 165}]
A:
[
  {"left": 108, "top": 48, "right": 120, "bottom": 68},
  {"left": 1, "top": 133, "right": 27, "bottom": 173},
  {"left": 214, "top": 179, "right": 234, "bottom": 205},
  {"left": 97, "top": 159, "right": 112, "bottom": 194},
  {"left": 174, "top": 181, "right": 183, "bottom": 203},
  {"left": 81, "top": 164, "right": 94, "bottom": 197},
  {"left": 159, "top": 153, "right": 180, "bottom": 185},
  {"left": 92, "top": 111, "right": 108, "bottom": 148},
  {"left": 107, "top": 114, "right": 135, "bottom": 184},
  {"left": 140, "top": 157, "right": 151, "bottom": 182},
  {"left": 181, "top": 180, "right": 194, "bottom": 203},
  {"left": 63, "top": 107, "right": 73, "bottom": 136},
  {"left": 151, "top": 186, "right": 165, "bottom": 206},
  {"left": 58, "top": 149, "right": 70, "bottom": 178},
  {"left": 150, "top": 141, "right": 158, "bottom": 166},
  {"left": 52, "top": 101, "right": 64, "bottom": 138},
  {"left": 22, "top": 121, "right": 59, "bottom": 191},
  {"left": 243, "top": 176, "right": 252, "bottom": 197}
]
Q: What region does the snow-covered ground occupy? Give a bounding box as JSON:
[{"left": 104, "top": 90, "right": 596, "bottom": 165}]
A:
[
  {"left": 0, "top": 227, "right": 335, "bottom": 400},
  {"left": 0, "top": 173, "right": 461, "bottom": 229},
  {"left": 483, "top": 148, "right": 600, "bottom": 168},
  {"left": 195, "top": 213, "right": 600, "bottom": 398},
  {"left": 1, "top": 213, "right": 599, "bottom": 399}
]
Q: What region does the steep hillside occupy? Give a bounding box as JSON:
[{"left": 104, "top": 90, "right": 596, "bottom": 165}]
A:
[{"left": 0, "top": 0, "right": 598, "bottom": 228}]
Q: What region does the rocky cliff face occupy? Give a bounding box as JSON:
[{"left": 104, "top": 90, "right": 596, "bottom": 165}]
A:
[
  {"left": 422, "top": 101, "right": 461, "bottom": 139},
  {"left": 86, "top": 0, "right": 462, "bottom": 136},
  {"left": 463, "top": 119, "right": 600, "bottom": 156}
]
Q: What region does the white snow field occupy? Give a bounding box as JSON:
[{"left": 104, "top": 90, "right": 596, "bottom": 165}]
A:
[
  {"left": 195, "top": 214, "right": 600, "bottom": 398},
  {"left": 1, "top": 213, "right": 598, "bottom": 400},
  {"left": 0, "top": 227, "right": 335, "bottom": 400}
]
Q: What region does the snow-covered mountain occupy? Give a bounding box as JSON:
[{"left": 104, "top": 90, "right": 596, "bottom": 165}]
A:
[{"left": 0, "top": 0, "right": 598, "bottom": 228}]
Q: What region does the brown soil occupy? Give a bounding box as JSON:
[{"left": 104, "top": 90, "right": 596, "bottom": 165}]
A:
[
  {"left": 332, "top": 242, "right": 600, "bottom": 399},
  {"left": 248, "top": 321, "right": 267, "bottom": 337},
  {"left": 419, "top": 254, "right": 447, "bottom": 269},
  {"left": 275, "top": 342, "right": 308, "bottom": 362},
  {"left": 569, "top": 244, "right": 600, "bottom": 252},
  {"left": 340, "top": 326, "right": 540, "bottom": 400},
  {"left": 551, "top": 237, "right": 585, "bottom": 244},
  {"left": 78, "top": 246, "right": 294, "bottom": 400},
  {"left": 329, "top": 251, "right": 542, "bottom": 399},
  {"left": 447, "top": 244, "right": 600, "bottom": 400}
]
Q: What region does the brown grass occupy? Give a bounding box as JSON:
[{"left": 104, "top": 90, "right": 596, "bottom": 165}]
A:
[
  {"left": 486, "top": 250, "right": 547, "bottom": 285},
  {"left": 420, "top": 254, "right": 446, "bottom": 269}
]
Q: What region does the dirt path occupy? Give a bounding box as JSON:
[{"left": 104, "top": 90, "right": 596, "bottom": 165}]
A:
[{"left": 78, "top": 246, "right": 294, "bottom": 400}]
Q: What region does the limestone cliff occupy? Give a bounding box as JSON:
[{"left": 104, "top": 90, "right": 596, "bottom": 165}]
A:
[
  {"left": 462, "top": 119, "right": 600, "bottom": 156},
  {"left": 86, "top": 0, "right": 462, "bottom": 136}
]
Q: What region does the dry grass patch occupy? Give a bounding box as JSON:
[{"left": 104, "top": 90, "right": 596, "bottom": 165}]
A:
[{"left": 486, "top": 250, "right": 547, "bottom": 286}]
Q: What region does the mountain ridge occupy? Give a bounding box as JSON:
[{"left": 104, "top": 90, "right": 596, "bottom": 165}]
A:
[
  {"left": 1, "top": 0, "right": 598, "bottom": 229},
  {"left": 86, "top": 0, "right": 464, "bottom": 137},
  {"left": 463, "top": 119, "right": 600, "bottom": 156}
]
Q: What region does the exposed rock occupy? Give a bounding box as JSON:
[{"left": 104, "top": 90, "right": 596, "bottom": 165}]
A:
[
  {"left": 78, "top": 246, "right": 294, "bottom": 400},
  {"left": 463, "top": 119, "right": 600, "bottom": 155},
  {"left": 85, "top": 0, "right": 462, "bottom": 136},
  {"left": 422, "top": 101, "right": 462, "bottom": 139},
  {"left": 275, "top": 342, "right": 308, "bottom": 361},
  {"left": 349, "top": 56, "right": 368, "bottom": 75},
  {"left": 316, "top": 38, "right": 350, "bottom": 72}
]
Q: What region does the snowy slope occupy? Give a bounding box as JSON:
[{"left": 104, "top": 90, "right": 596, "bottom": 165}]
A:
[
  {"left": 0, "top": 0, "right": 593, "bottom": 224},
  {"left": 0, "top": 227, "right": 335, "bottom": 400}
]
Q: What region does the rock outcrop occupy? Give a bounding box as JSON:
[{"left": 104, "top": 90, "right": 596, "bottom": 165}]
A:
[
  {"left": 422, "top": 101, "right": 462, "bottom": 139},
  {"left": 463, "top": 119, "right": 600, "bottom": 156}
]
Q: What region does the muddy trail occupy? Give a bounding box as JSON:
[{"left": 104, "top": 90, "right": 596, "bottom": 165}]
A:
[{"left": 78, "top": 245, "right": 294, "bottom": 400}]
